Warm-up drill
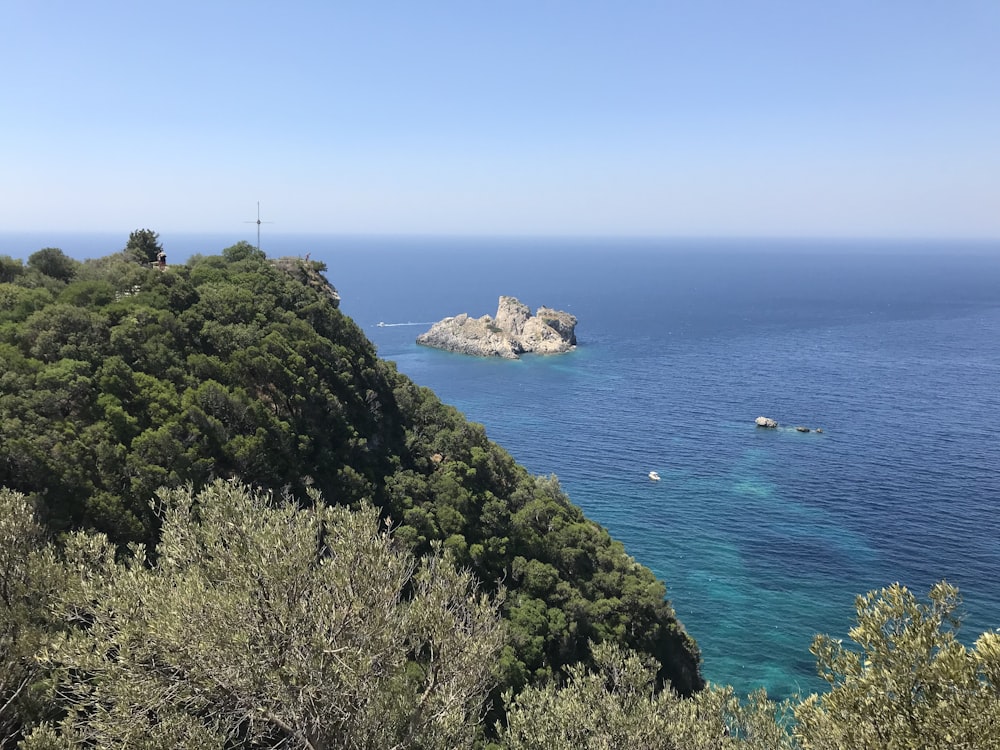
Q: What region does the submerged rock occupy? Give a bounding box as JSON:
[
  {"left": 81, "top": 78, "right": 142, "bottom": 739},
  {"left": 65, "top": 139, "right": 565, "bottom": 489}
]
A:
[
  {"left": 756, "top": 417, "right": 824, "bottom": 433},
  {"left": 417, "top": 296, "right": 577, "bottom": 359}
]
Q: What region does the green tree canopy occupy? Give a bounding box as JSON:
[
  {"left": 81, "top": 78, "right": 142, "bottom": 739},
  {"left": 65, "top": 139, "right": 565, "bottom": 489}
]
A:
[
  {"left": 793, "top": 581, "right": 1000, "bottom": 750},
  {"left": 501, "top": 642, "right": 792, "bottom": 750},
  {"left": 25, "top": 481, "right": 505, "bottom": 750},
  {"left": 5, "top": 470, "right": 1000, "bottom": 747},
  {"left": 0, "top": 488, "right": 61, "bottom": 746},
  {"left": 0, "top": 256, "right": 23, "bottom": 284},
  {"left": 124, "top": 228, "right": 163, "bottom": 265},
  {"left": 0, "top": 244, "right": 704, "bottom": 702},
  {"left": 222, "top": 240, "right": 266, "bottom": 263},
  {"left": 26, "top": 249, "right": 77, "bottom": 283}
]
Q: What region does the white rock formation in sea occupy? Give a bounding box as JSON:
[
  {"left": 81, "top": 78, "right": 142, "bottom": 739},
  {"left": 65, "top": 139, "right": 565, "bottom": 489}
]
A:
[
  {"left": 755, "top": 416, "right": 778, "bottom": 428},
  {"left": 416, "top": 296, "right": 577, "bottom": 359}
]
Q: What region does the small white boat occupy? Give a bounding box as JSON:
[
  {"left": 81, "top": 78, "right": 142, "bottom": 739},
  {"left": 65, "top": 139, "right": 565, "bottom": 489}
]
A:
[
  {"left": 648, "top": 471, "right": 661, "bottom": 481},
  {"left": 377, "top": 321, "right": 386, "bottom": 327}
]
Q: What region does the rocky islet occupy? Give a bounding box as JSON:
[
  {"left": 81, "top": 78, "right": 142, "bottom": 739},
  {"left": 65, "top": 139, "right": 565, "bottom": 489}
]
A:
[{"left": 417, "top": 296, "right": 577, "bottom": 359}]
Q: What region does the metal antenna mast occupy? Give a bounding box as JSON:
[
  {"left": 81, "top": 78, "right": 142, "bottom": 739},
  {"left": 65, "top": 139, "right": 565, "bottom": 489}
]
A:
[{"left": 244, "top": 201, "right": 274, "bottom": 252}]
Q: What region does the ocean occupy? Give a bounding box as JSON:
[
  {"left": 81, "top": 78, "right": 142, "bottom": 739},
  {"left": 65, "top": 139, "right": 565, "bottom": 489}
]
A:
[{"left": 6, "top": 232, "right": 1000, "bottom": 700}]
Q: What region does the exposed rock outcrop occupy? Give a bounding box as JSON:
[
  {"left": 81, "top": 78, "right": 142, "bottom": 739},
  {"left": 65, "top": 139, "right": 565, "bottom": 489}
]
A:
[
  {"left": 755, "top": 416, "right": 824, "bottom": 433},
  {"left": 274, "top": 257, "right": 341, "bottom": 308},
  {"left": 417, "top": 296, "right": 577, "bottom": 359}
]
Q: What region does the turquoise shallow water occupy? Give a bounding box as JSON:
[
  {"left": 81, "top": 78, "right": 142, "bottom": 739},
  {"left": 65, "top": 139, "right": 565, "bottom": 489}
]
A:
[
  {"left": 332, "top": 237, "right": 1000, "bottom": 699},
  {"left": 6, "top": 233, "right": 1000, "bottom": 699}
]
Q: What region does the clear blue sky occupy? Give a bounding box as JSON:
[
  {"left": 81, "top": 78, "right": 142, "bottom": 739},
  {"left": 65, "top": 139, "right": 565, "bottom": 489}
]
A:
[{"left": 3, "top": 1, "right": 998, "bottom": 238}]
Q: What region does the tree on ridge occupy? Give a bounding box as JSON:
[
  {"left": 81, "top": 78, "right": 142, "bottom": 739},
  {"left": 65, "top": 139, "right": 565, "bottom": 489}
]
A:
[{"left": 124, "top": 228, "right": 163, "bottom": 265}]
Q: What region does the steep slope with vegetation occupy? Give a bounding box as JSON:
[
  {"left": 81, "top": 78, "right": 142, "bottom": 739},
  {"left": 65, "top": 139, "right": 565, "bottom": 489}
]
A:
[
  {"left": 3, "top": 237, "right": 1000, "bottom": 748},
  {"left": 4, "top": 485, "right": 999, "bottom": 749},
  {"left": 0, "top": 238, "right": 701, "bottom": 701},
  {"left": 7, "top": 238, "right": 1000, "bottom": 750}
]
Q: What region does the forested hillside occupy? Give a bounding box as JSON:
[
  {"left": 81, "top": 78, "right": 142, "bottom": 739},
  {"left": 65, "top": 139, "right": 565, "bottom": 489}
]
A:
[
  {"left": 0, "top": 239, "right": 700, "bottom": 690},
  {"left": 2, "top": 238, "right": 998, "bottom": 749}
]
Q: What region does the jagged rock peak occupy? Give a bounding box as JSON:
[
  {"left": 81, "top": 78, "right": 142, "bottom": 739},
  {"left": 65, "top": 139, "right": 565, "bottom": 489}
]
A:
[
  {"left": 494, "top": 296, "right": 531, "bottom": 336},
  {"left": 417, "top": 296, "right": 577, "bottom": 359},
  {"left": 273, "top": 257, "right": 340, "bottom": 308}
]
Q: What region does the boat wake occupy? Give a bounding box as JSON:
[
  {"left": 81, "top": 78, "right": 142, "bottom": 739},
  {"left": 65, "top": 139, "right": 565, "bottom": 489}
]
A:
[{"left": 376, "top": 321, "right": 433, "bottom": 328}]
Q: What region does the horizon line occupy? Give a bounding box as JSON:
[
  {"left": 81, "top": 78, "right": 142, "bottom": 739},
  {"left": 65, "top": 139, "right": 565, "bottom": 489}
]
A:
[{"left": 3, "top": 229, "right": 1000, "bottom": 243}]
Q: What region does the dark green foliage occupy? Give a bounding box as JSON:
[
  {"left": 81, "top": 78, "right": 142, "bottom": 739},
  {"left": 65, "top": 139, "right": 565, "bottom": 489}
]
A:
[
  {"left": 23, "top": 482, "right": 505, "bottom": 749},
  {"left": 501, "top": 642, "right": 793, "bottom": 750},
  {"left": 384, "top": 379, "right": 702, "bottom": 694},
  {"left": 26, "top": 249, "right": 78, "bottom": 283},
  {"left": 57, "top": 279, "right": 115, "bottom": 307},
  {"left": 794, "top": 582, "right": 1000, "bottom": 749},
  {"left": 0, "top": 488, "right": 62, "bottom": 746},
  {"left": 5, "top": 484, "right": 997, "bottom": 749},
  {"left": 0, "top": 256, "right": 23, "bottom": 284},
  {"left": 6, "top": 239, "right": 1000, "bottom": 746},
  {"left": 0, "top": 239, "right": 703, "bottom": 703},
  {"left": 123, "top": 228, "right": 162, "bottom": 265},
  {"left": 222, "top": 239, "right": 266, "bottom": 263},
  {"left": 0, "top": 284, "right": 53, "bottom": 325}
]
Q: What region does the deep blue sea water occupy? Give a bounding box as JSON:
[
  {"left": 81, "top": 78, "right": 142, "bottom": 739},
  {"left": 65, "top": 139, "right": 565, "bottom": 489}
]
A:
[{"left": 5, "top": 232, "right": 1000, "bottom": 700}]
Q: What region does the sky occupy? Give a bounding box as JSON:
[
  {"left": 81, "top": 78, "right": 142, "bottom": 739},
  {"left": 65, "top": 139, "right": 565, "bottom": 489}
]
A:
[{"left": 2, "top": 1, "right": 999, "bottom": 238}]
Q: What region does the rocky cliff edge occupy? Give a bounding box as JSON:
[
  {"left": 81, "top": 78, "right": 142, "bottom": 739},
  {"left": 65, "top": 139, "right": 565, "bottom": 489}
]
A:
[{"left": 417, "top": 296, "right": 577, "bottom": 359}]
